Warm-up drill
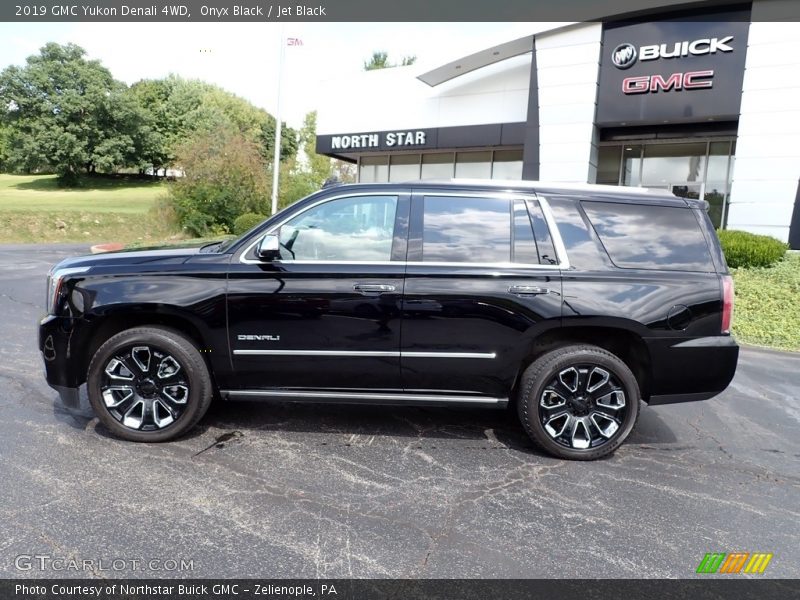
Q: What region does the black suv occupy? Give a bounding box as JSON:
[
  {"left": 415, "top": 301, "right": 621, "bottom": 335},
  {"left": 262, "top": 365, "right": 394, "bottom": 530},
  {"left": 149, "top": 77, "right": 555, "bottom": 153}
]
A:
[{"left": 39, "top": 180, "right": 738, "bottom": 460}]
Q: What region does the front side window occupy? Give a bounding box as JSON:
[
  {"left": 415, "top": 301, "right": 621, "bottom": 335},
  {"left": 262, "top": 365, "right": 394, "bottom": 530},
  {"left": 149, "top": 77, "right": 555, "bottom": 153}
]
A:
[{"left": 278, "top": 195, "right": 398, "bottom": 261}]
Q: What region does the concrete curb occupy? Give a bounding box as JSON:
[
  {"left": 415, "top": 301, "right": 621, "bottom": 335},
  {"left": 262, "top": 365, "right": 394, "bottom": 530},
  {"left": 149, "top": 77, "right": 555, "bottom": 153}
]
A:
[{"left": 90, "top": 243, "right": 124, "bottom": 254}]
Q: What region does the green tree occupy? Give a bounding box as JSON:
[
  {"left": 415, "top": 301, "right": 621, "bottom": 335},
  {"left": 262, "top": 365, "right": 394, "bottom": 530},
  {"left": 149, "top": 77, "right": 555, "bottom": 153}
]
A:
[
  {"left": 0, "top": 43, "right": 142, "bottom": 184},
  {"left": 166, "top": 124, "right": 271, "bottom": 236},
  {"left": 363, "top": 51, "right": 417, "bottom": 70},
  {"left": 132, "top": 75, "right": 298, "bottom": 174},
  {"left": 277, "top": 111, "right": 355, "bottom": 209}
]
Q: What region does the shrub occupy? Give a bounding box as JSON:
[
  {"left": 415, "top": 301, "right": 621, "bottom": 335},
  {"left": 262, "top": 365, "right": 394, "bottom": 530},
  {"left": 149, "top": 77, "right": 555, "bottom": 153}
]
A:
[
  {"left": 233, "top": 212, "right": 266, "bottom": 235},
  {"left": 165, "top": 125, "right": 270, "bottom": 236},
  {"left": 717, "top": 229, "right": 788, "bottom": 269}
]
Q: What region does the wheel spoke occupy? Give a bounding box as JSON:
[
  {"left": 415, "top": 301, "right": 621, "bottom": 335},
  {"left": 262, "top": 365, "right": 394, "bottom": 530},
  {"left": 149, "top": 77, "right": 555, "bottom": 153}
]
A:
[
  {"left": 596, "top": 389, "right": 626, "bottom": 410},
  {"left": 570, "top": 418, "right": 591, "bottom": 449},
  {"left": 544, "top": 412, "right": 571, "bottom": 439},
  {"left": 586, "top": 367, "right": 610, "bottom": 393},
  {"left": 105, "top": 358, "right": 134, "bottom": 381},
  {"left": 590, "top": 412, "right": 620, "bottom": 439},
  {"left": 540, "top": 387, "right": 567, "bottom": 410},
  {"left": 162, "top": 384, "right": 189, "bottom": 405},
  {"left": 558, "top": 367, "right": 580, "bottom": 393},
  {"left": 101, "top": 385, "right": 134, "bottom": 408},
  {"left": 157, "top": 355, "right": 181, "bottom": 379},
  {"left": 130, "top": 346, "right": 152, "bottom": 374},
  {"left": 121, "top": 399, "right": 145, "bottom": 429},
  {"left": 153, "top": 399, "right": 176, "bottom": 428}
]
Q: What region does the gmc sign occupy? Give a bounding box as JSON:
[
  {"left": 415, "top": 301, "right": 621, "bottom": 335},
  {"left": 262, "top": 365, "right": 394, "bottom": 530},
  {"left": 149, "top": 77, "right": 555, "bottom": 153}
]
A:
[{"left": 622, "top": 70, "right": 715, "bottom": 94}]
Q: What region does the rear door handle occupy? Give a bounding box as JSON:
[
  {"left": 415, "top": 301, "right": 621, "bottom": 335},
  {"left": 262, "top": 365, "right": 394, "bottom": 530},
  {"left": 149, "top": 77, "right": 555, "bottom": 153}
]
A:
[
  {"left": 508, "top": 285, "right": 550, "bottom": 296},
  {"left": 354, "top": 283, "right": 396, "bottom": 295}
]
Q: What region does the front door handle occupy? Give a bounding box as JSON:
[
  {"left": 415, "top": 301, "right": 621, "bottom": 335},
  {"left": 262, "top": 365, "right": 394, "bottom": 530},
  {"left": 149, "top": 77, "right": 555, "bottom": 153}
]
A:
[
  {"left": 508, "top": 285, "right": 550, "bottom": 296},
  {"left": 354, "top": 283, "right": 396, "bottom": 295}
]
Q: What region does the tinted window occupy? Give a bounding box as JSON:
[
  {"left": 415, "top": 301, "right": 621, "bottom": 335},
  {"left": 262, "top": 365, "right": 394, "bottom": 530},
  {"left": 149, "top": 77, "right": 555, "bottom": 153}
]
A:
[
  {"left": 546, "top": 197, "right": 610, "bottom": 270},
  {"left": 582, "top": 201, "right": 713, "bottom": 271},
  {"left": 422, "top": 196, "right": 510, "bottom": 263},
  {"left": 512, "top": 200, "right": 538, "bottom": 264},
  {"left": 526, "top": 200, "right": 558, "bottom": 265},
  {"left": 279, "top": 195, "right": 398, "bottom": 261}
]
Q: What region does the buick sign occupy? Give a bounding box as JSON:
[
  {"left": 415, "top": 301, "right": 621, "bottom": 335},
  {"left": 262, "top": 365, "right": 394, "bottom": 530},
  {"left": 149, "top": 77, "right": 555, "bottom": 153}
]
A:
[
  {"left": 612, "top": 36, "right": 734, "bottom": 69},
  {"left": 612, "top": 43, "right": 638, "bottom": 69}
]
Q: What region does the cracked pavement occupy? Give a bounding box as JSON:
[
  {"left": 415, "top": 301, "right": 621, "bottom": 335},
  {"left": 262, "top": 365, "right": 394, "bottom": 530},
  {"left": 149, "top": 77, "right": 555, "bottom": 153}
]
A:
[{"left": 0, "top": 243, "right": 798, "bottom": 578}]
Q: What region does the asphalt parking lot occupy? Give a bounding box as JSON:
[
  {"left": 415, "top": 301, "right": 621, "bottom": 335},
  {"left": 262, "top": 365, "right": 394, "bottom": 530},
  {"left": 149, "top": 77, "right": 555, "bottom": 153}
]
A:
[{"left": 0, "top": 243, "right": 798, "bottom": 579}]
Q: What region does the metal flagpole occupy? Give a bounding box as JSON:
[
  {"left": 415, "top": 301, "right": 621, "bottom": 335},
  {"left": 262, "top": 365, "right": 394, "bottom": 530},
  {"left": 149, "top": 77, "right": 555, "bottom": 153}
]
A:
[{"left": 271, "top": 26, "right": 286, "bottom": 216}]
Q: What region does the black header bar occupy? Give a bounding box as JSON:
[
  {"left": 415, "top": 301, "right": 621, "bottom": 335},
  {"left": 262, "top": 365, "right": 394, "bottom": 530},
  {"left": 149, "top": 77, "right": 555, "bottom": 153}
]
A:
[{"left": 1, "top": 0, "right": 799, "bottom": 22}]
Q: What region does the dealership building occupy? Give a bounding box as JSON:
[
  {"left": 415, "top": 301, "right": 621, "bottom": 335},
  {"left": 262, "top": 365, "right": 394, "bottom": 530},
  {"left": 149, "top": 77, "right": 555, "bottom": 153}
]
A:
[{"left": 316, "top": 2, "right": 800, "bottom": 247}]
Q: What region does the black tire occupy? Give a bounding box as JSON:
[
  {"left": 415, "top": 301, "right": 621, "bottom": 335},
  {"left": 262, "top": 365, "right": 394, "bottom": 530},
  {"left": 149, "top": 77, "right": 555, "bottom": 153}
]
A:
[
  {"left": 517, "top": 345, "right": 640, "bottom": 460},
  {"left": 87, "top": 326, "right": 213, "bottom": 442}
]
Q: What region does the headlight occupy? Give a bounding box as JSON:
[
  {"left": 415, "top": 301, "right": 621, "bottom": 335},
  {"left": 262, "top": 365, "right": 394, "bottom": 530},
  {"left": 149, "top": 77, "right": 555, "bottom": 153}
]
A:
[{"left": 46, "top": 267, "right": 90, "bottom": 315}]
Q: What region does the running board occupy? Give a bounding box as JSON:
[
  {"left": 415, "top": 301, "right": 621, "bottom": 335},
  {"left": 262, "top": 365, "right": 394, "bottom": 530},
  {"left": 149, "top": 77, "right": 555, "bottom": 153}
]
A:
[{"left": 221, "top": 389, "right": 508, "bottom": 408}]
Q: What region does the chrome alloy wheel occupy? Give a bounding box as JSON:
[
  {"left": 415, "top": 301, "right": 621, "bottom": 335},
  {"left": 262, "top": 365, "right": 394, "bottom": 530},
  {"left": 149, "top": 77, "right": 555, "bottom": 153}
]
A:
[
  {"left": 100, "top": 345, "right": 190, "bottom": 431},
  {"left": 538, "top": 365, "right": 627, "bottom": 450}
]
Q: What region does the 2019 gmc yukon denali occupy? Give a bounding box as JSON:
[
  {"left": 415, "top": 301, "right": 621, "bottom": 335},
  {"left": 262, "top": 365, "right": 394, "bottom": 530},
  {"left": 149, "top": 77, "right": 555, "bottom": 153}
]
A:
[{"left": 39, "top": 180, "right": 739, "bottom": 460}]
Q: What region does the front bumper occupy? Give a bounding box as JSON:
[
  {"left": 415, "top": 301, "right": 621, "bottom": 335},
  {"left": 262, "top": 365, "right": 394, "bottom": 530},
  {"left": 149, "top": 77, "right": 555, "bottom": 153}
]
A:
[
  {"left": 645, "top": 335, "right": 739, "bottom": 405},
  {"left": 39, "top": 314, "right": 87, "bottom": 390}
]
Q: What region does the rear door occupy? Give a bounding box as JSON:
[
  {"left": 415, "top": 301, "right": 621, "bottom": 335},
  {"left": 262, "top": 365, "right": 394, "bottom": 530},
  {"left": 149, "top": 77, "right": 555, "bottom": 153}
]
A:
[
  {"left": 227, "top": 190, "right": 410, "bottom": 391},
  {"left": 400, "top": 189, "right": 563, "bottom": 399}
]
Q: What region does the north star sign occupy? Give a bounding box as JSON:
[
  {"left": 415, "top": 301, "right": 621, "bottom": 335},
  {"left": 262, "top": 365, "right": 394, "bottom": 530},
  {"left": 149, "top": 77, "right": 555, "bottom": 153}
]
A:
[{"left": 331, "top": 131, "right": 427, "bottom": 150}]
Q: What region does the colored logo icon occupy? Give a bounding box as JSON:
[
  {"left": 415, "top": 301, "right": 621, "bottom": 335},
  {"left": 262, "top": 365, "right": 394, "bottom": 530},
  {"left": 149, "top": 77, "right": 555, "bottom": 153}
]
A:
[{"left": 696, "top": 552, "right": 773, "bottom": 574}]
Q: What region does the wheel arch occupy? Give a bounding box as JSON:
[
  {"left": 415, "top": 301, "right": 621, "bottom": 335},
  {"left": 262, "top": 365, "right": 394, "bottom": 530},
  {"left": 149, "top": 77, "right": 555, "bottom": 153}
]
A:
[
  {"left": 79, "top": 306, "right": 219, "bottom": 389},
  {"left": 513, "top": 324, "right": 652, "bottom": 404}
]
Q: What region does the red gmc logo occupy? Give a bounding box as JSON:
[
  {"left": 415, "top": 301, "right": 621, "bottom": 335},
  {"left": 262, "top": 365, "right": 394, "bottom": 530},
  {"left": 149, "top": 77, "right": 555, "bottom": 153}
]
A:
[{"left": 622, "top": 70, "right": 715, "bottom": 94}]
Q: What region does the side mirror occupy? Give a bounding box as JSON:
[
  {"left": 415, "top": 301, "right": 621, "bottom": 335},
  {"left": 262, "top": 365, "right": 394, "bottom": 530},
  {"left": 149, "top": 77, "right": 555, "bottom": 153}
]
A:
[{"left": 256, "top": 233, "right": 281, "bottom": 261}]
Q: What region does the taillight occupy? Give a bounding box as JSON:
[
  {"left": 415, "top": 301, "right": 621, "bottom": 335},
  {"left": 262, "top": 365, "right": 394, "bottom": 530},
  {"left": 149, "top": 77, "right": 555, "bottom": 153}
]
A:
[{"left": 721, "top": 275, "right": 734, "bottom": 334}]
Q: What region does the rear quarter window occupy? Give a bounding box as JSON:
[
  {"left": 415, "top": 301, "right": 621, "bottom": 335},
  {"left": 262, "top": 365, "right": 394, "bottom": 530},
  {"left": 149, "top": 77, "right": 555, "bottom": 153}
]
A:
[{"left": 581, "top": 201, "right": 714, "bottom": 272}]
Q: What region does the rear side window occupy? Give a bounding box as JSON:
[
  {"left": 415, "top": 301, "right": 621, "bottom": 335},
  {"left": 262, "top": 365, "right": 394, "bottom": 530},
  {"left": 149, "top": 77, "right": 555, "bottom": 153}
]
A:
[
  {"left": 422, "top": 196, "right": 511, "bottom": 263},
  {"left": 582, "top": 201, "right": 714, "bottom": 272},
  {"left": 418, "top": 195, "right": 555, "bottom": 265}
]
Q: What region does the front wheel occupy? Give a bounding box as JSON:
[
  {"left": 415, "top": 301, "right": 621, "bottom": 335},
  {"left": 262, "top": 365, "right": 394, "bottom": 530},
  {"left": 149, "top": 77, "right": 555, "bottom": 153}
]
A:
[
  {"left": 87, "top": 326, "right": 213, "bottom": 442},
  {"left": 517, "top": 345, "right": 640, "bottom": 460}
]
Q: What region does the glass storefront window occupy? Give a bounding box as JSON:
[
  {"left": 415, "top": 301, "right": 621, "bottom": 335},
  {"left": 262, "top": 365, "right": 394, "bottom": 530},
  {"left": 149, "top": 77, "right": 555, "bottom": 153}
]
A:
[
  {"left": 421, "top": 153, "right": 454, "bottom": 180},
  {"left": 359, "top": 156, "right": 388, "bottom": 183},
  {"left": 597, "top": 146, "right": 621, "bottom": 185},
  {"left": 455, "top": 151, "right": 492, "bottom": 179},
  {"left": 641, "top": 142, "right": 707, "bottom": 187},
  {"left": 621, "top": 145, "right": 642, "bottom": 186},
  {"left": 492, "top": 150, "right": 523, "bottom": 180},
  {"left": 388, "top": 154, "right": 420, "bottom": 182}
]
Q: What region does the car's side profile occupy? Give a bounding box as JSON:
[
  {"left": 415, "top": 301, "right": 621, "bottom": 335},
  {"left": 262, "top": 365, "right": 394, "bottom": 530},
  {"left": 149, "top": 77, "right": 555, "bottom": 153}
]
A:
[{"left": 40, "top": 180, "right": 739, "bottom": 459}]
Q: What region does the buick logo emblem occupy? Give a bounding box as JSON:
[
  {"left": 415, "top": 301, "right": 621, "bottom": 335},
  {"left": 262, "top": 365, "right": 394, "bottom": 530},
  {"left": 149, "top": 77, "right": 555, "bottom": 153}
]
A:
[{"left": 612, "top": 43, "right": 637, "bottom": 69}]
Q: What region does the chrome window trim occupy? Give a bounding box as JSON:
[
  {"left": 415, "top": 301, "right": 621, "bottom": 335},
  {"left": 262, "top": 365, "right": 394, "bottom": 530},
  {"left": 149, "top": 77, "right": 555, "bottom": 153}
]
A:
[
  {"left": 537, "top": 196, "right": 571, "bottom": 270},
  {"left": 238, "top": 188, "right": 571, "bottom": 269},
  {"left": 224, "top": 389, "right": 506, "bottom": 404},
  {"left": 233, "top": 350, "right": 497, "bottom": 359}
]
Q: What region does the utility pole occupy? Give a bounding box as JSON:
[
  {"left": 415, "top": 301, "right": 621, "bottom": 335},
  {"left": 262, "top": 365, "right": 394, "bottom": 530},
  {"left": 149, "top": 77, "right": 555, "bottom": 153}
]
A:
[{"left": 271, "top": 26, "right": 286, "bottom": 216}]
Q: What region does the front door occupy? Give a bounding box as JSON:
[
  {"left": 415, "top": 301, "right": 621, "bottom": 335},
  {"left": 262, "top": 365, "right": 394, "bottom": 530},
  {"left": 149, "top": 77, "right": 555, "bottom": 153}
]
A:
[{"left": 227, "top": 192, "right": 409, "bottom": 391}]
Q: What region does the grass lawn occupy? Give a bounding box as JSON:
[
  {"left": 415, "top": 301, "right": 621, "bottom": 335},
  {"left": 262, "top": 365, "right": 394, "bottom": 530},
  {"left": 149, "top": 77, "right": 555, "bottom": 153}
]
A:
[
  {"left": 732, "top": 252, "right": 800, "bottom": 352},
  {"left": 0, "top": 173, "right": 178, "bottom": 244}
]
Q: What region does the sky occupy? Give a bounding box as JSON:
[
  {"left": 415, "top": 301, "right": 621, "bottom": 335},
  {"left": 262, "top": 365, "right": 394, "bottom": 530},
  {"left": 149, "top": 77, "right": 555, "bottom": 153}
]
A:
[{"left": 0, "top": 22, "right": 557, "bottom": 127}]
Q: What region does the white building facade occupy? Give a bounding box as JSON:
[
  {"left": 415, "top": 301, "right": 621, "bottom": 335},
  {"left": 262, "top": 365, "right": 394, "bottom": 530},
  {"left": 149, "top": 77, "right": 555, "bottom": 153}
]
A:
[{"left": 316, "top": 1, "right": 800, "bottom": 247}]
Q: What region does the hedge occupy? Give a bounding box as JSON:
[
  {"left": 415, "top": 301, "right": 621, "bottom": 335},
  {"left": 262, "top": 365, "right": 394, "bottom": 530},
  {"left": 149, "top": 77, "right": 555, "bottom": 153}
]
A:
[
  {"left": 233, "top": 212, "right": 266, "bottom": 235},
  {"left": 717, "top": 229, "right": 788, "bottom": 269}
]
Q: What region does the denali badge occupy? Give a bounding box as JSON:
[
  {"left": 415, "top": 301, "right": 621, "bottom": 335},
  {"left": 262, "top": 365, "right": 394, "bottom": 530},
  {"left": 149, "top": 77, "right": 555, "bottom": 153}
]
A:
[
  {"left": 612, "top": 43, "right": 637, "bottom": 69},
  {"left": 238, "top": 334, "right": 280, "bottom": 341}
]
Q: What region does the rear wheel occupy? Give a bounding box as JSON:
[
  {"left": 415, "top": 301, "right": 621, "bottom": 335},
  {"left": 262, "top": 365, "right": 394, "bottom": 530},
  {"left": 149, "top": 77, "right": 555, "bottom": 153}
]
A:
[
  {"left": 87, "top": 327, "right": 213, "bottom": 442},
  {"left": 517, "top": 345, "right": 640, "bottom": 460}
]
